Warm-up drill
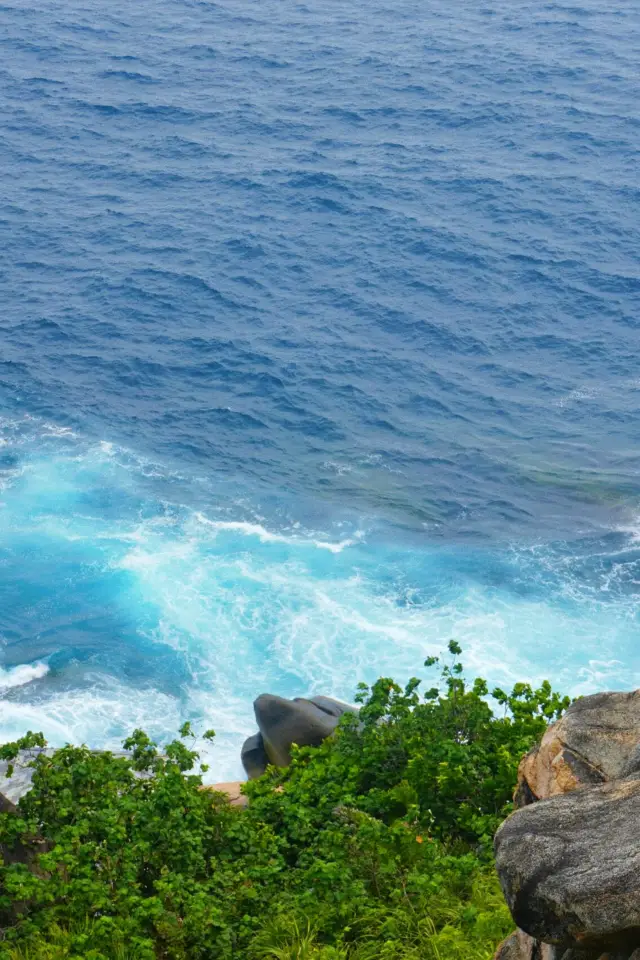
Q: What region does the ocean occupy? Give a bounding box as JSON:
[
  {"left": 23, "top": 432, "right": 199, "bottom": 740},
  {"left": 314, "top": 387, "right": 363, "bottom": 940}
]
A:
[{"left": 0, "top": 0, "right": 639, "bottom": 780}]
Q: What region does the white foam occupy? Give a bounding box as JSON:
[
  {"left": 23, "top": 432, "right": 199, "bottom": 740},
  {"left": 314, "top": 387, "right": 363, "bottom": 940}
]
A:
[
  {"left": 323, "top": 460, "right": 353, "bottom": 476},
  {"left": 555, "top": 385, "right": 601, "bottom": 408},
  {"left": 112, "top": 505, "right": 640, "bottom": 725},
  {"left": 0, "top": 676, "right": 251, "bottom": 783},
  {"left": 0, "top": 662, "right": 49, "bottom": 691},
  {"left": 0, "top": 682, "right": 174, "bottom": 745},
  {"left": 194, "top": 514, "right": 356, "bottom": 553},
  {"left": 119, "top": 540, "right": 195, "bottom": 572},
  {"left": 0, "top": 466, "right": 25, "bottom": 492},
  {"left": 2, "top": 419, "right": 640, "bottom": 784},
  {"left": 42, "top": 424, "right": 77, "bottom": 438},
  {"left": 616, "top": 513, "right": 640, "bottom": 544}
]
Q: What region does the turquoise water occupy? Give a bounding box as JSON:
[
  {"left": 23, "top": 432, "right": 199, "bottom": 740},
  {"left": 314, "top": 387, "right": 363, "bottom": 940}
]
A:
[{"left": 1, "top": 0, "right": 639, "bottom": 779}]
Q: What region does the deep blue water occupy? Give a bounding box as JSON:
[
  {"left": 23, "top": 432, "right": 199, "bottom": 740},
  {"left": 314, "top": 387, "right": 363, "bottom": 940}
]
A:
[{"left": 1, "top": 0, "right": 639, "bottom": 778}]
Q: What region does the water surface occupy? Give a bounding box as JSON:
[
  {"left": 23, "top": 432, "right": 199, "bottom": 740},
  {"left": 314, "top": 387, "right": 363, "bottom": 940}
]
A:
[{"left": 1, "top": 0, "right": 639, "bottom": 777}]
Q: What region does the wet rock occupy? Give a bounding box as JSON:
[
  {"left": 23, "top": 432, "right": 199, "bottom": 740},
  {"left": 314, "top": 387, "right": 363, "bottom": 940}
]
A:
[
  {"left": 495, "top": 934, "right": 640, "bottom": 960},
  {"left": 494, "top": 931, "right": 525, "bottom": 960}
]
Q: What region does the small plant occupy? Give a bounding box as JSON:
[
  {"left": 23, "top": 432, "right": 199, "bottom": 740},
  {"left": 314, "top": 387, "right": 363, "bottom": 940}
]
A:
[
  {"left": 0, "top": 647, "right": 568, "bottom": 959},
  {"left": 249, "top": 917, "right": 331, "bottom": 959}
]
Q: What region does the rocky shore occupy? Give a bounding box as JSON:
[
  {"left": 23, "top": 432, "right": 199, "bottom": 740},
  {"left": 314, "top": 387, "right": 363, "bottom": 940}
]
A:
[
  {"left": 495, "top": 691, "right": 640, "bottom": 960},
  {"left": 0, "top": 693, "right": 358, "bottom": 812},
  {"left": 232, "top": 688, "right": 640, "bottom": 960},
  {"left": 3, "top": 687, "right": 640, "bottom": 959}
]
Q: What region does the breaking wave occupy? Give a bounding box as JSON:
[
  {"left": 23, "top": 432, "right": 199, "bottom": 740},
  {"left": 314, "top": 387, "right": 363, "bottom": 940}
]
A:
[{"left": 1, "top": 420, "right": 639, "bottom": 780}]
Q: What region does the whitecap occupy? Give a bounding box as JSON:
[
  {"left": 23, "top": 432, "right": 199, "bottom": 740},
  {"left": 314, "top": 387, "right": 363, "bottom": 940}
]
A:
[
  {"left": 0, "top": 662, "right": 49, "bottom": 691},
  {"left": 555, "top": 385, "right": 601, "bottom": 408},
  {"left": 42, "top": 424, "right": 77, "bottom": 438},
  {"left": 616, "top": 513, "right": 640, "bottom": 544},
  {"left": 193, "top": 513, "right": 357, "bottom": 553}
]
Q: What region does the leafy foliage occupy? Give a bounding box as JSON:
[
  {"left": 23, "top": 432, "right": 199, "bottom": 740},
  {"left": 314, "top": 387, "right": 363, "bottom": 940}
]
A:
[{"left": 0, "top": 646, "right": 569, "bottom": 959}]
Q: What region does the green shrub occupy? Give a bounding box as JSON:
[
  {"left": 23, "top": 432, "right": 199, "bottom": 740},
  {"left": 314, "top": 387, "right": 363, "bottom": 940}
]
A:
[{"left": 0, "top": 645, "right": 568, "bottom": 959}]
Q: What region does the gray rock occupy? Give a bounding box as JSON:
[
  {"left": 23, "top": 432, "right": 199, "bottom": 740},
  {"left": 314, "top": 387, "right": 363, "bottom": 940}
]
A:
[
  {"left": 241, "top": 732, "right": 270, "bottom": 780},
  {"left": 516, "top": 691, "right": 640, "bottom": 806},
  {"left": 0, "top": 749, "right": 55, "bottom": 811},
  {"left": 308, "top": 695, "right": 356, "bottom": 719},
  {"left": 495, "top": 777, "right": 640, "bottom": 950},
  {"left": 0, "top": 747, "right": 157, "bottom": 812},
  {"left": 253, "top": 694, "right": 357, "bottom": 768},
  {"left": 560, "top": 691, "right": 640, "bottom": 781}
]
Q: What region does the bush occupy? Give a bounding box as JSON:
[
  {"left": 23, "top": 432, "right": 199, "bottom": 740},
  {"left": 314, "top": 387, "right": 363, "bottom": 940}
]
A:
[{"left": 0, "top": 645, "right": 569, "bottom": 959}]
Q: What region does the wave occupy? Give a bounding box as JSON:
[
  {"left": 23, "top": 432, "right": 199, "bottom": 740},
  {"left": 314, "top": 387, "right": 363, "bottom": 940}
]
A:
[
  {"left": 615, "top": 514, "right": 640, "bottom": 544},
  {"left": 0, "top": 661, "right": 49, "bottom": 691},
  {"left": 1, "top": 421, "right": 640, "bottom": 780},
  {"left": 193, "top": 514, "right": 359, "bottom": 553}
]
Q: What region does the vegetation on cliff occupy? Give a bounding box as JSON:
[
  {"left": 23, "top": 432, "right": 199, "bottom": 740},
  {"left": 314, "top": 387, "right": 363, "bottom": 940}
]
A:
[{"left": 0, "top": 644, "right": 569, "bottom": 959}]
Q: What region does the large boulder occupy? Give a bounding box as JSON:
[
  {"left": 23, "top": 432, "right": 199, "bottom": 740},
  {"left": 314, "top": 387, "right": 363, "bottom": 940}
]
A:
[
  {"left": 0, "top": 749, "right": 55, "bottom": 812},
  {"left": 501, "top": 690, "right": 640, "bottom": 960},
  {"left": 308, "top": 695, "right": 356, "bottom": 719},
  {"left": 245, "top": 693, "right": 357, "bottom": 773},
  {"left": 515, "top": 692, "right": 640, "bottom": 807},
  {"left": 240, "top": 732, "right": 270, "bottom": 780},
  {"left": 495, "top": 777, "right": 640, "bottom": 954}
]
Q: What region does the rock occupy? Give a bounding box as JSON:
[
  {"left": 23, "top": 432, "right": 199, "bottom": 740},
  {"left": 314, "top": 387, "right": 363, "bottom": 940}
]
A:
[
  {"left": 241, "top": 732, "right": 270, "bottom": 780},
  {"left": 515, "top": 692, "right": 640, "bottom": 807},
  {"left": 308, "top": 695, "right": 356, "bottom": 719},
  {"left": 495, "top": 777, "right": 640, "bottom": 951},
  {"left": 494, "top": 930, "right": 559, "bottom": 959},
  {"left": 203, "top": 781, "right": 248, "bottom": 809},
  {"left": 253, "top": 694, "right": 357, "bottom": 769},
  {"left": 501, "top": 690, "right": 640, "bottom": 960},
  {"left": 0, "top": 747, "right": 159, "bottom": 813},
  {"left": 0, "top": 749, "right": 55, "bottom": 812},
  {"left": 493, "top": 930, "right": 620, "bottom": 960},
  {"left": 494, "top": 932, "right": 524, "bottom": 959}
]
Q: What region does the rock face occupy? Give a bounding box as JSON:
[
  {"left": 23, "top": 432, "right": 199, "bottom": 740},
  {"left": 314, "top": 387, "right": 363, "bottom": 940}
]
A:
[
  {"left": 1, "top": 693, "right": 356, "bottom": 807},
  {"left": 241, "top": 694, "right": 357, "bottom": 777},
  {"left": 240, "top": 732, "right": 270, "bottom": 780},
  {"left": 494, "top": 930, "right": 557, "bottom": 960},
  {"left": 496, "top": 778, "right": 640, "bottom": 950},
  {"left": 496, "top": 691, "right": 640, "bottom": 960},
  {"left": 514, "top": 691, "right": 640, "bottom": 807},
  {"left": 0, "top": 749, "right": 55, "bottom": 812}
]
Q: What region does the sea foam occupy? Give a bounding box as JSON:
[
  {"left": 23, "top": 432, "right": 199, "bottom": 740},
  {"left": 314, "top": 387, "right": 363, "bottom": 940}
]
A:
[
  {"left": 0, "top": 662, "right": 49, "bottom": 691},
  {"left": 0, "top": 426, "right": 639, "bottom": 781}
]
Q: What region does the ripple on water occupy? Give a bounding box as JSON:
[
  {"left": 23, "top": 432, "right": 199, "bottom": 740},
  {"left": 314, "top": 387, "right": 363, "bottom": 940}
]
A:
[{"left": 0, "top": 0, "right": 639, "bottom": 775}]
